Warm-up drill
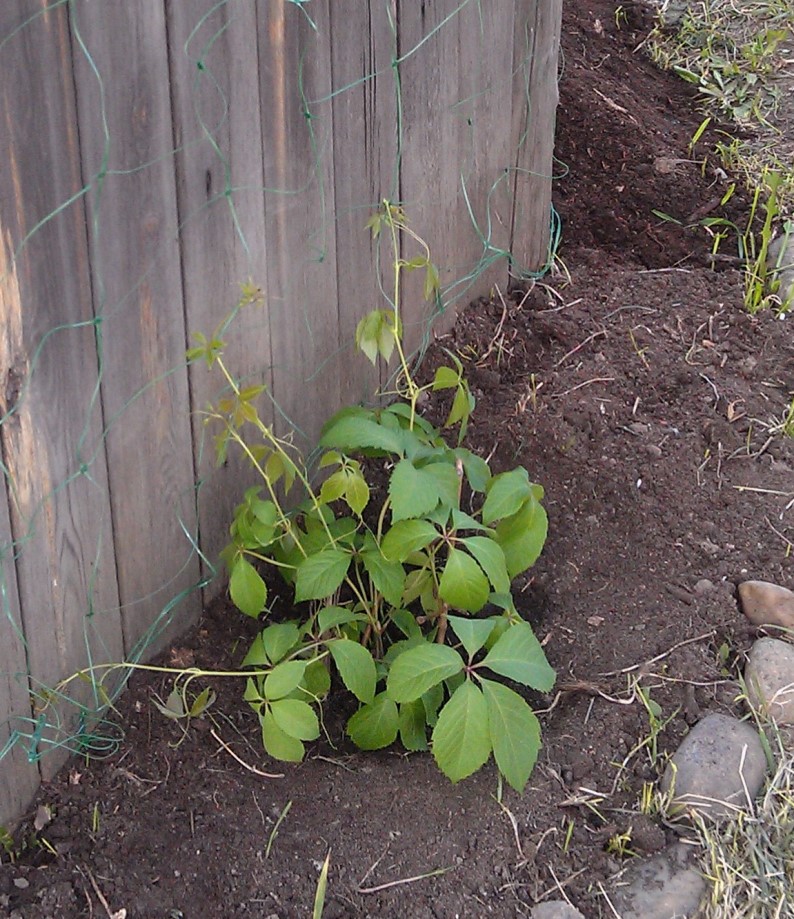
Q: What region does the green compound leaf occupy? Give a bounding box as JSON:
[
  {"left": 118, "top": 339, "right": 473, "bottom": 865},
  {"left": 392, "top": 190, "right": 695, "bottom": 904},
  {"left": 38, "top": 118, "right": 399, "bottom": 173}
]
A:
[
  {"left": 388, "top": 460, "right": 441, "bottom": 522},
  {"left": 438, "top": 547, "right": 490, "bottom": 613},
  {"left": 422, "top": 462, "right": 461, "bottom": 510},
  {"left": 264, "top": 660, "right": 309, "bottom": 701},
  {"left": 494, "top": 495, "right": 548, "bottom": 578},
  {"left": 347, "top": 693, "right": 399, "bottom": 750},
  {"left": 361, "top": 546, "right": 405, "bottom": 609},
  {"left": 460, "top": 536, "right": 510, "bottom": 594},
  {"left": 328, "top": 639, "right": 377, "bottom": 704},
  {"left": 386, "top": 643, "right": 463, "bottom": 703},
  {"left": 480, "top": 621, "right": 556, "bottom": 692},
  {"left": 302, "top": 659, "right": 332, "bottom": 700},
  {"left": 381, "top": 519, "right": 438, "bottom": 562},
  {"left": 244, "top": 676, "right": 262, "bottom": 704},
  {"left": 422, "top": 682, "right": 444, "bottom": 727},
  {"left": 355, "top": 309, "right": 385, "bottom": 365},
  {"left": 230, "top": 557, "right": 267, "bottom": 618},
  {"left": 319, "top": 409, "right": 404, "bottom": 455},
  {"left": 295, "top": 548, "right": 351, "bottom": 602},
  {"left": 250, "top": 497, "right": 278, "bottom": 526},
  {"left": 447, "top": 615, "right": 497, "bottom": 659},
  {"left": 345, "top": 470, "right": 370, "bottom": 516},
  {"left": 481, "top": 678, "right": 541, "bottom": 792},
  {"left": 317, "top": 605, "right": 367, "bottom": 633},
  {"left": 262, "top": 621, "right": 300, "bottom": 664},
  {"left": 432, "top": 681, "right": 491, "bottom": 783},
  {"left": 432, "top": 365, "right": 460, "bottom": 390},
  {"left": 270, "top": 698, "right": 320, "bottom": 742},
  {"left": 262, "top": 709, "right": 305, "bottom": 762},
  {"left": 482, "top": 468, "right": 532, "bottom": 525},
  {"left": 241, "top": 632, "right": 268, "bottom": 668},
  {"left": 355, "top": 309, "right": 398, "bottom": 366},
  {"left": 319, "top": 469, "right": 347, "bottom": 504},
  {"left": 399, "top": 699, "right": 429, "bottom": 751},
  {"left": 455, "top": 448, "right": 491, "bottom": 493}
]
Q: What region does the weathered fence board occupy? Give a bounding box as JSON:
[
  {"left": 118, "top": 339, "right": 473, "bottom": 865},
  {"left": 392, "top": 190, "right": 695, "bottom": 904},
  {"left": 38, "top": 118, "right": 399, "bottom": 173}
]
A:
[
  {"left": 0, "top": 0, "right": 560, "bottom": 826},
  {"left": 167, "top": 0, "right": 274, "bottom": 591},
  {"left": 511, "top": 0, "right": 563, "bottom": 274},
  {"left": 397, "top": 0, "right": 518, "bottom": 350},
  {"left": 0, "top": 2, "right": 124, "bottom": 786},
  {"left": 0, "top": 457, "right": 38, "bottom": 825},
  {"left": 328, "top": 0, "right": 399, "bottom": 405},
  {"left": 258, "top": 1, "right": 342, "bottom": 448},
  {"left": 70, "top": 1, "right": 201, "bottom": 653}
]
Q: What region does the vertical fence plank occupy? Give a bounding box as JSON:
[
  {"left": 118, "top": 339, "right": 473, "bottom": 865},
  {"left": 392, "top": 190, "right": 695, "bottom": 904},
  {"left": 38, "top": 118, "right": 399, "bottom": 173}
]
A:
[
  {"left": 0, "top": 464, "right": 38, "bottom": 827},
  {"left": 511, "top": 0, "right": 563, "bottom": 274},
  {"left": 167, "top": 1, "right": 273, "bottom": 592},
  {"left": 0, "top": 2, "right": 124, "bottom": 783},
  {"left": 397, "top": 0, "right": 514, "bottom": 352},
  {"left": 258, "top": 0, "right": 341, "bottom": 448},
  {"left": 453, "top": 1, "right": 517, "bottom": 299},
  {"left": 329, "top": 0, "right": 399, "bottom": 405},
  {"left": 70, "top": 1, "right": 200, "bottom": 655}
]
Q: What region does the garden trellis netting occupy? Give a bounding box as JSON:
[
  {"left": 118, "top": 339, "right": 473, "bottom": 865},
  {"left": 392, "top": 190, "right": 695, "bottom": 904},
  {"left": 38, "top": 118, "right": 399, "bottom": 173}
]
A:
[{"left": 0, "top": 0, "right": 561, "bottom": 825}]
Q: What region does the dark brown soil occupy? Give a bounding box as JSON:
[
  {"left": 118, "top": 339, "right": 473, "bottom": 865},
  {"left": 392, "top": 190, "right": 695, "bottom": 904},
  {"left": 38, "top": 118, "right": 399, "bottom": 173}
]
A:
[{"left": 3, "top": 2, "right": 793, "bottom": 917}]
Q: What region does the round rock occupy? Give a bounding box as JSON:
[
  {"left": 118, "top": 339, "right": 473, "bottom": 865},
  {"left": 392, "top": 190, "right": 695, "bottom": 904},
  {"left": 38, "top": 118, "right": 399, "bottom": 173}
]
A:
[
  {"left": 607, "top": 843, "right": 705, "bottom": 919},
  {"left": 745, "top": 637, "right": 794, "bottom": 725},
  {"left": 530, "top": 902, "right": 585, "bottom": 919},
  {"left": 738, "top": 581, "right": 794, "bottom": 633},
  {"left": 661, "top": 712, "right": 766, "bottom": 820}
]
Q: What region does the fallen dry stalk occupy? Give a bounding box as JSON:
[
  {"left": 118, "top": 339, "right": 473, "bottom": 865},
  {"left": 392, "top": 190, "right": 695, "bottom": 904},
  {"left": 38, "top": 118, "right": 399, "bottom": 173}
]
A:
[{"left": 210, "top": 728, "right": 284, "bottom": 778}]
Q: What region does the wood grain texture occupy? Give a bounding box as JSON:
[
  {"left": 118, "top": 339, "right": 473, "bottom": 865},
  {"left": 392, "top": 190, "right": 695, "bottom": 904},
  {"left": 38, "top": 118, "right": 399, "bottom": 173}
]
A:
[
  {"left": 328, "top": 0, "right": 399, "bottom": 405},
  {"left": 511, "top": 0, "right": 563, "bottom": 274},
  {"left": 0, "top": 459, "right": 39, "bottom": 827},
  {"left": 257, "top": 0, "right": 342, "bottom": 449},
  {"left": 69, "top": 0, "right": 200, "bottom": 654},
  {"left": 397, "top": 0, "right": 513, "bottom": 351},
  {"left": 0, "top": 1, "right": 123, "bottom": 782},
  {"left": 167, "top": 0, "right": 273, "bottom": 595}
]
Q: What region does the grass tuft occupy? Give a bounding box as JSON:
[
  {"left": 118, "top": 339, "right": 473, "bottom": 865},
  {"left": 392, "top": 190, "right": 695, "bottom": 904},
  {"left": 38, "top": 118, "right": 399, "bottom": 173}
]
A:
[{"left": 693, "top": 730, "right": 794, "bottom": 918}]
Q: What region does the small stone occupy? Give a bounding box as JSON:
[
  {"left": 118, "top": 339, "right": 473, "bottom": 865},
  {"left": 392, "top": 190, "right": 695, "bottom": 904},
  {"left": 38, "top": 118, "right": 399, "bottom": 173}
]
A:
[
  {"left": 607, "top": 843, "right": 706, "bottom": 919},
  {"left": 694, "top": 579, "right": 714, "bottom": 595},
  {"left": 530, "top": 902, "right": 586, "bottom": 919},
  {"left": 738, "top": 581, "right": 794, "bottom": 633},
  {"left": 12, "top": 878, "right": 29, "bottom": 890},
  {"left": 744, "top": 637, "right": 794, "bottom": 725},
  {"left": 661, "top": 713, "right": 766, "bottom": 820},
  {"left": 627, "top": 422, "right": 649, "bottom": 436},
  {"left": 645, "top": 443, "right": 662, "bottom": 458}
]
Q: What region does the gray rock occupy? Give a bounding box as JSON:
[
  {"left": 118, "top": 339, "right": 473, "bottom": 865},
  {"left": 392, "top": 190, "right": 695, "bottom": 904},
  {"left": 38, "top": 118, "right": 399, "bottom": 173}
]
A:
[
  {"left": 766, "top": 229, "right": 794, "bottom": 310},
  {"left": 530, "top": 902, "right": 585, "bottom": 919},
  {"left": 693, "top": 579, "right": 714, "bottom": 595},
  {"left": 745, "top": 637, "right": 794, "bottom": 725},
  {"left": 607, "top": 843, "right": 706, "bottom": 919},
  {"left": 739, "top": 581, "right": 794, "bottom": 634},
  {"left": 661, "top": 713, "right": 766, "bottom": 820}
]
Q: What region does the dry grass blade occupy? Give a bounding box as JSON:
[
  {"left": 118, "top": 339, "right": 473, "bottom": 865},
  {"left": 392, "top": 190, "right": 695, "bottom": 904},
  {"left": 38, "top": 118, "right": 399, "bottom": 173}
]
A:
[
  {"left": 695, "top": 740, "right": 794, "bottom": 918},
  {"left": 209, "top": 728, "right": 284, "bottom": 778},
  {"left": 357, "top": 865, "right": 455, "bottom": 894}
]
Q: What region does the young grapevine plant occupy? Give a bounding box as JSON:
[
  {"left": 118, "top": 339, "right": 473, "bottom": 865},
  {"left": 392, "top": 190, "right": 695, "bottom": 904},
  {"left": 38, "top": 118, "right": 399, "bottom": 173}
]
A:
[{"left": 190, "top": 204, "right": 554, "bottom": 791}]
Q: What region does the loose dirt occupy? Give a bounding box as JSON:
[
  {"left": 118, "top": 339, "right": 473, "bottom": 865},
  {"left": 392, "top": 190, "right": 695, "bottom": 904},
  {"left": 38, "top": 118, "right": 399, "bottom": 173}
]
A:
[{"left": 2, "top": 2, "right": 792, "bottom": 917}]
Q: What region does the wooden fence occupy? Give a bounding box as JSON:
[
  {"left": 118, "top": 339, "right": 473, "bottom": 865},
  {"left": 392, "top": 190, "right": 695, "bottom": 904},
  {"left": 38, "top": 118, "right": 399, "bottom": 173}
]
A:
[{"left": 0, "top": 0, "right": 562, "bottom": 826}]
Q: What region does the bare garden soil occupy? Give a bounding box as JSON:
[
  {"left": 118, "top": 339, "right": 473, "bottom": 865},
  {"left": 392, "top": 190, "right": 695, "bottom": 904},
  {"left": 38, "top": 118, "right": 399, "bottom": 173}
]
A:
[{"left": 3, "top": 2, "right": 793, "bottom": 917}]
